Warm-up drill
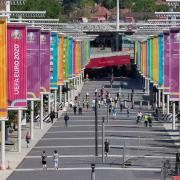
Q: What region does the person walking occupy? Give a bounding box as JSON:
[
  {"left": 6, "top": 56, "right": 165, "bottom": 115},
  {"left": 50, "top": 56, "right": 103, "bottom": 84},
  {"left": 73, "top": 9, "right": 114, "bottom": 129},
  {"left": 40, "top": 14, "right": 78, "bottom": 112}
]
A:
[
  {"left": 41, "top": 151, "right": 47, "bottom": 170},
  {"left": 127, "top": 107, "right": 130, "bottom": 117},
  {"left": 78, "top": 106, "right": 82, "bottom": 115},
  {"left": 53, "top": 150, "right": 59, "bottom": 170},
  {"left": 73, "top": 105, "right": 77, "bottom": 115},
  {"left": 86, "top": 92, "right": 89, "bottom": 99},
  {"left": 98, "top": 100, "right": 101, "bottom": 108},
  {"left": 120, "top": 102, "right": 123, "bottom": 112},
  {"left": 25, "top": 132, "right": 31, "bottom": 148},
  {"left": 112, "top": 107, "right": 117, "bottom": 120},
  {"left": 104, "top": 139, "right": 110, "bottom": 157},
  {"left": 148, "top": 114, "right": 152, "bottom": 127},
  {"left": 83, "top": 98, "right": 85, "bottom": 108},
  {"left": 64, "top": 113, "right": 69, "bottom": 128},
  {"left": 50, "top": 110, "right": 55, "bottom": 123},
  {"left": 144, "top": 114, "right": 148, "bottom": 127},
  {"left": 86, "top": 100, "right": 89, "bottom": 109}
]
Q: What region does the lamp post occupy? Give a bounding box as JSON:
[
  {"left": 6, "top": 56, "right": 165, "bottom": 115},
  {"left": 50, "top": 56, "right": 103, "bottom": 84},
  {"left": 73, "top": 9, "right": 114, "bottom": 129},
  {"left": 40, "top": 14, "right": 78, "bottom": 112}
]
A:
[{"left": 95, "top": 92, "right": 98, "bottom": 156}]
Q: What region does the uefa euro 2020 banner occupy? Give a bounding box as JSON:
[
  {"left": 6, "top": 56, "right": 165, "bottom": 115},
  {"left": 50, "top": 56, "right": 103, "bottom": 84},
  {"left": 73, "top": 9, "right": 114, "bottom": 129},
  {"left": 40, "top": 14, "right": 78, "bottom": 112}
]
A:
[
  {"left": 7, "top": 23, "right": 27, "bottom": 108},
  {"left": 40, "top": 31, "right": 50, "bottom": 93},
  {"left": 169, "top": 28, "right": 180, "bottom": 101},
  {"left": 0, "top": 18, "right": 7, "bottom": 118},
  {"left": 27, "top": 27, "right": 41, "bottom": 100},
  {"left": 163, "top": 31, "right": 170, "bottom": 94}
]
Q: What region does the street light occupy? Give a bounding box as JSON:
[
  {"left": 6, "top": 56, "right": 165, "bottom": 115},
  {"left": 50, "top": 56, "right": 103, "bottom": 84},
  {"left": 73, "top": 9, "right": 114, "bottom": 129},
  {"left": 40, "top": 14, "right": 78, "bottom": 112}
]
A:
[{"left": 94, "top": 92, "right": 98, "bottom": 156}]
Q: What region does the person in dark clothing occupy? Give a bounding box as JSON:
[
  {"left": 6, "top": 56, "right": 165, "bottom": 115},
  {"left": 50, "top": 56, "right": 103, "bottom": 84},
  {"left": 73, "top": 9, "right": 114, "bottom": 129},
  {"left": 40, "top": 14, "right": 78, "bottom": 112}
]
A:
[
  {"left": 25, "top": 132, "right": 31, "bottom": 148},
  {"left": 73, "top": 105, "right": 77, "bottom": 115},
  {"left": 86, "top": 101, "right": 89, "bottom": 109},
  {"left": 131, "top": 89, "right": 134, "bottom": 94},
  {"left": 64, "top": 113, "right": 69, "bottom": 128},
  {"left": 109, "top": 104, "right": 112, "bottom": 114},
  {"left": 78, "top": 106, "right": 82, "bottom": 115},
  {"left": 104, "top": 139, "right": 110, "bottom": 157},
  {"left": 120, "top": 102, "right": 123, "bottom": 112},
  {"left": 41, "top": 151, "right": 47, "bottom": 170},
  {"left": 50, "top": 111, "right": 55, "bottom": 123}
]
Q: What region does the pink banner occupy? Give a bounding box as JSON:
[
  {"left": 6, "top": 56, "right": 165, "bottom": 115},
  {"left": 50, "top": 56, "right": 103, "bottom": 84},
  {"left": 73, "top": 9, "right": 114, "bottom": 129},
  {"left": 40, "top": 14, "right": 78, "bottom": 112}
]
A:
[{"left": 7, "top": 23, "right": 27, "bottom": 108}]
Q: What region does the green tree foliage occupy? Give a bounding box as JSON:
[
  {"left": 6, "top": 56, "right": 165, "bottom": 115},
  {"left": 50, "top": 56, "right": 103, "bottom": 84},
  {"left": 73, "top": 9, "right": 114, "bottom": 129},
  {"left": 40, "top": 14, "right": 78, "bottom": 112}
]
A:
[
  {"left": 132, "top": 0, "right": 156, "bottom": 12},
  {"left": 12, "top": 0, "right": 61, "bottom": 18}
]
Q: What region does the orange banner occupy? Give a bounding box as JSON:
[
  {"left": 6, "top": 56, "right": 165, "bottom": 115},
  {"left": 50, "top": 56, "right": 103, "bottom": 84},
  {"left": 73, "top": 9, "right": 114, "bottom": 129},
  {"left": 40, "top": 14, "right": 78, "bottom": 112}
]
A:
[
  {"left": 58, "top": 35, "right": 64, "bottom": 85},
  {"left": 0, "top": 18, "right": 7, "bottom": 119}
]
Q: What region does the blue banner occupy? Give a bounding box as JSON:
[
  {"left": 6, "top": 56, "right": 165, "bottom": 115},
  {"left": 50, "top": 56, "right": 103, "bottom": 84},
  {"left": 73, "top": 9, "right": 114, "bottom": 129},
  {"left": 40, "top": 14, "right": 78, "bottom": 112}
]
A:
[
  {"left": 50, "top": 32, "right": 58, "bottom": 89},
  {"left": 158, "top": 33, "right": 164, "bottom": 88},
  {"left": 68, "top": 37, "right": 73, "bottom": 79}
]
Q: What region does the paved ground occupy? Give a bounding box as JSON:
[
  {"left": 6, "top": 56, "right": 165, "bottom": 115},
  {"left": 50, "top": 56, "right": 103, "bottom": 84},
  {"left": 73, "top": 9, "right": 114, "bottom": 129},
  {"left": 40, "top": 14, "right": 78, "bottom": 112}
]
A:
[{"left": 7, "top": 77, "right": 179, "bottom": 180}]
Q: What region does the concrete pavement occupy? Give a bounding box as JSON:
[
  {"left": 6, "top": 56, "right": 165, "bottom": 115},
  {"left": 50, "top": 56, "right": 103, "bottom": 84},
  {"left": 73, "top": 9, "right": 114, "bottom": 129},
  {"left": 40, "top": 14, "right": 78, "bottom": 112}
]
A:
[{"left": 4, "top": 77, "right": 180, "bottom": 180}]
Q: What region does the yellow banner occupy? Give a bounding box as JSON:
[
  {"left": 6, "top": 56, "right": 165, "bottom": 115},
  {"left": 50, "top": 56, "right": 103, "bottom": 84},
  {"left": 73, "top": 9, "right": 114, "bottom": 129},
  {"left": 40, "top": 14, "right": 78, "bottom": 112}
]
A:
[
  {"left": 0, "top": 18, "right": 7, "bottom": 119},
  {"left": 58, "top": 35, "right": 64, "bottom": 85}
]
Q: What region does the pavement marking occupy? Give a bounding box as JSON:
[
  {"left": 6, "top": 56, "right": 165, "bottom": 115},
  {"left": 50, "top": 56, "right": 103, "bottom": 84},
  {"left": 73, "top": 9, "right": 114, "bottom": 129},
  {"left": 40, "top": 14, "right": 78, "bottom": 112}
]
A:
[
  {"left": 25, "top": 154, "right": 175, "bottom": 159},
  {"left": 33, "top": 145, "right": 176, "bottom": 149},
  {"left": 14, "top": 167, "right": 161, "bottom": 172},
  {"left": 51, "top": 124, "right": 164, "bottom": 128},
  {"left": 46, "top": 130, "right": 169, "bottom": 134},
  {"left": 40, "top": 137, "right": 175, "bottom": 141}
]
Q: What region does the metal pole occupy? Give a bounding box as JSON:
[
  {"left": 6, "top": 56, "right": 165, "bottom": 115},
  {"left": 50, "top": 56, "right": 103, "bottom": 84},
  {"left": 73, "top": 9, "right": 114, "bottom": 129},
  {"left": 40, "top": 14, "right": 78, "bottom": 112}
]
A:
[
  {"left": 162, "top": 91, "right": 165, "bottom": 114},
  {"left": 116, "top": 0, "right": 120, "bottom": 31},
  {"left": 122, "top": 141, "right": 126, "bottom": 167},
  {"left": 40, "top": 93, "right": 43, "bottom": 129},
  {"left": 158, "top": 89, "right": 161, "bottom": 108},
  {"left": 1, "top": 120, "right": 5, "bottom": 169},
  {"left": 95, "top": 93, "right": 98, "bottom": 156},
  {"left": 18, "top": 109, "right": 22, "bottom": 153},
  {"left": 30, "top": 101, "right": 34, "bottom": 140},
  {"left": 147, "top": 79, "right": 150, "bottom": 95},
  {"left": 48, "top": 93, "right": 51, "bottom": 115},
  {"left": 102, "top": 117, "right": 105, "bottom": 163},
  {"left": 155, "top": 92, "right": 158, "bottom": 108},
  {"left": 59, "top": 85, "right": 62, "bottom": 104},
  {"left": 107, "top": 103, "right": 109, "bottom": 123},
  {"left": 91, "top": 164, "right": 95, "bottom": 180},
  {"left": 54, "top": 89, "right": 57, "bottom": 114},
  {"left": 172, "top": 102, "right": 176, "bottom": 130},
  {"left": 167, "top": 94, "right": 170, "bottom": 114}
]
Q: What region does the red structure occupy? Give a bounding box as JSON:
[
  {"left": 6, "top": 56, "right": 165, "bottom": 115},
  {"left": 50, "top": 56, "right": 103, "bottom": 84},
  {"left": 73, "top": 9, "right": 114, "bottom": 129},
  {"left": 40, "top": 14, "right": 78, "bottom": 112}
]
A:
[{"left": 86, "top": 55, "right": 130, "bottom": 69}]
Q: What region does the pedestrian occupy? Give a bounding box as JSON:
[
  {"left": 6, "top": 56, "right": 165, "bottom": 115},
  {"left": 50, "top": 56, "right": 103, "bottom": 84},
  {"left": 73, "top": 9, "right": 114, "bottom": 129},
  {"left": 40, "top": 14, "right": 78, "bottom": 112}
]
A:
[
  {"left": 86, "top": 100, "right": 89, "bottom": 109},
  {"left": 95, "top": 88, "right": 98, "bottom": 96},
  {"left": 78, "top": 106, "right": 82, "bottom": 115},
  {"left": 117, "top": 92, "right": 119, "bottom": 100},
  {"left": 73, "top": 105, "right": 77, "bottom": 115},
  {"left": 114, "top": 97, "right": 118, "bottom": 108},
  {"left": 120, "top": 102, "right": 123, "bottom": 112},
  {"left": 131, "top": 88, "right": 134, "bottom": 94},
  {"left": 83, "top": 98, "right": 85, "bottom": 108},
  {"left": 86, "top": 92, "right": 89, "bottom": 99},
  {"left": 148, "top": 114, "right": 152, "bottom": 127},
  {"left": 53, "top": 150, "right": 59, "bottom": 170},
  {"left": 25, "top": 132, "right": 30, "bottom": 148},
  {"left": 41, "top": 151, "right": 47, "bottom": 170},
  {"left": 131, "top": 93, "right": 133, "bottom": 102},
  {"left": 104, "top": 139, "right": 110, "bottom": 157},
  {"left": 109, "top": 104, "right": 112, "bottom": 114},
  {"left": 64, "top": 113, "right": 69, "bottom": 128},
  {"left": 50, "top": 110, "right": 55, "bottom": 123},
  {"left": 144, "top": 114, "right": 148, "bottom": 127},
  {"left": 112, "top": 107, "right": 117, "bottom": 120},
  {"left": 98, "top": 100, "right": 101, "bottom": 108},
  {"left": 127, "top": 107, "right": 130, "bottom": 117}
]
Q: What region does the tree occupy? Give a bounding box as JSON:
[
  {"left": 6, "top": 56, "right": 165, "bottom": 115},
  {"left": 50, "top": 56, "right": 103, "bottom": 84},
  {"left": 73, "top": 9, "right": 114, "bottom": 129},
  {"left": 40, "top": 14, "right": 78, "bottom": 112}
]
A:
[
  {"left": 12, "top": 0, "right": 61, "bottom": 18},
  {"left": 132, "top": 0, "right": 156, "bottom": 12}
]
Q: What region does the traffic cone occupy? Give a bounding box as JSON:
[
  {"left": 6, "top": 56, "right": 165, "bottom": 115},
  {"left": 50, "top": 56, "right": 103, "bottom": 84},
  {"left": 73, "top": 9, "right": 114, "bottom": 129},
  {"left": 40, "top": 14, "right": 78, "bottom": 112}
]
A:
[{"left": 6, "top": 161, "right": 11, "bottom": 170}]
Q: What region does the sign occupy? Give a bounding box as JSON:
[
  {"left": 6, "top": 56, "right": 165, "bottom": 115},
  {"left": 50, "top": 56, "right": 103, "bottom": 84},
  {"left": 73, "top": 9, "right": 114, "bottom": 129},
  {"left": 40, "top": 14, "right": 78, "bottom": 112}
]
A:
[
  {"left": 0, "top": 18, "right": 7, "bottom": 118},
  {"left": 163, "top": 31, "right": 170, "bottom": 94},
  {"left": 50, "top": 32, "right": 58, "bottom": 89},
  {"left": 40, "top": 30, "right": 50, "bottom": 93},
  {"left": 170, "top": 28, "right": 180, "bottom": 101},
  {"left": 7, "top": 23, "right": 27, "bottom": 108},
  {"left": 27, "top": 27, "right": 40, "bottom": 100}
]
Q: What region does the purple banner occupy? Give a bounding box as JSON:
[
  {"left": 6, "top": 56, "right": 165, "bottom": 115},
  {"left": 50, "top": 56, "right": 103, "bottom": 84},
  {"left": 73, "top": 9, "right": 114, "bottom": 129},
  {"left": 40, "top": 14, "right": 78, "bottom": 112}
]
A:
[
  {"left": 170, "top": 28, "right": 180, "bottom": 101},
  {"left": 40, "top": 31, "right": 50, "bottom": 93},
  {"left": 27, "top": 27, "right": 40, "bottom": 100},
  {"left": 163, "top": 31, "right": 170, "bottom": 94}
]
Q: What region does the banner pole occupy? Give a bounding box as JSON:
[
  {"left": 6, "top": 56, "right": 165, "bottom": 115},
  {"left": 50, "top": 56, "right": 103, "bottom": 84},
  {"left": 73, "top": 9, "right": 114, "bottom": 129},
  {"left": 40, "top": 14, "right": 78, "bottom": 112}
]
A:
[
  {"left": 40, "top": 94, "right": 43, "bottom": 129},
  {"left": 1, "top": 120, "right": 5, "bottom": 169},
  {"left": 18, "top": 109, "right": 22, "bottom": 152},
  {"left": 30, "top": 101, "right": 34, "bottom": 140}
]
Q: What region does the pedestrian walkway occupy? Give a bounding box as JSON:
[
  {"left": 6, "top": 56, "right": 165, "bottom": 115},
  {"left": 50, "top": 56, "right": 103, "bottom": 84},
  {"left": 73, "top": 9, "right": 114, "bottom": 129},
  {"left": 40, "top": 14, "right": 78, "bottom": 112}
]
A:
[{"left": 6, "top": 77, "right": 180, "bottom": 180}]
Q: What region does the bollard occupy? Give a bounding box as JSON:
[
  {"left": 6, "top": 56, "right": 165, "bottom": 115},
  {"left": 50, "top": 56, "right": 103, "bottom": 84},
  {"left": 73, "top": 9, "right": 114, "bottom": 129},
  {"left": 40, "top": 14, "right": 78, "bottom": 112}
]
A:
[
  {"left": 91, "top": 163, "right": 95, "bottom": 180},
  {"left": 102, "top": 117, "right": 105, "bottom": 163}
]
